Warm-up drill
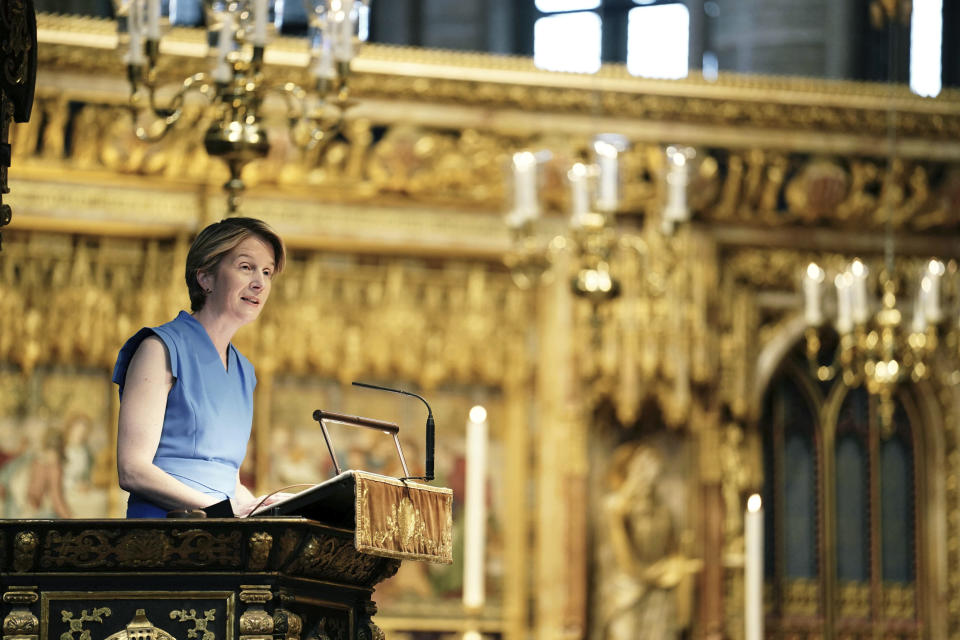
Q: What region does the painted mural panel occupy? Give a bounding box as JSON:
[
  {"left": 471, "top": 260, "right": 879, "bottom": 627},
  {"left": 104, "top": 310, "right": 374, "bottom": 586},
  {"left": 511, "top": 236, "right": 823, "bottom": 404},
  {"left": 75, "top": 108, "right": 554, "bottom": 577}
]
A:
[{"left": 0, "top": 366, "right": 115, "bottom": 518}]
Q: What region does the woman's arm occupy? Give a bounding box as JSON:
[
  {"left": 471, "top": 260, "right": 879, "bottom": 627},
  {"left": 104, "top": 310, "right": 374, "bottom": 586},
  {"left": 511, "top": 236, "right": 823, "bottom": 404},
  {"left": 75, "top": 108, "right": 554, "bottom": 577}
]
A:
[
  {"left": 232, "top": 472, "right": 260, "bottom": 516},
  {"left": 117, "top": 335, "right": 220, "bottom": 511}
]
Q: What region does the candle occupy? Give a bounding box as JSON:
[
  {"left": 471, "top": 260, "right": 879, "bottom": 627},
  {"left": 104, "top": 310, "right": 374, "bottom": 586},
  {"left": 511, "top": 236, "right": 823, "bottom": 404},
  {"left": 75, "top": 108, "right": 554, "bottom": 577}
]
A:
[
  {"left": 745, "top": 494, "right": 764, "bottom": 640},
  {"left": 310, "top": 43, "right": 336, "bottom": 80},
  {"left": 849, "top": 259, "right": 869, "bottom": 325},
  {"left": 331, "top": 0, "right": 355, "bottom": 62},
  {"left": 803, "top": 263, "right": 824, "bottom": 326},
  {"left": 253, "top": 0, "right": 268, "bottom": 46},
  {"left": 925, "top": 259, "right": 944, "bottom": 323},
  {"left": 507, "top": 151, "right": 538, "bottom": 228},
  {"left": 462, "top": 405, "right": 488, "bottom": 611},
  {"left": 593, "top": 138, "right": 620, "bottom": 213},
  {"left": 835, "top": 273, "right": 853, "bottom": 335},
  {"left": 662, "top": 146, "right": 690, "bottom": 229},
  {"left": 127, "top": 0, "right": 145, "bottom": 65},
  {"left": 146, "top": 0, "right": 160, "bottom": 40},
  {"left": 912, "top": 284, "right": 928, "bottom": 334},
  {"left": 568, "top": 163, "right": 590, "bottom": 229},
  {"left": 213, "top": 12, "right": 235, "bottom": 83}
]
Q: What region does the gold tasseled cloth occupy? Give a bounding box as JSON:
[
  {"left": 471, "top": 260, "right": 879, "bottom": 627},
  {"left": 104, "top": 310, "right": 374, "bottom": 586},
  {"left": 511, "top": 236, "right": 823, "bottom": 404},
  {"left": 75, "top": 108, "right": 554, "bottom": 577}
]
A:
[{"left": 353, "top": 470, "right": 453, "bottom": 564}]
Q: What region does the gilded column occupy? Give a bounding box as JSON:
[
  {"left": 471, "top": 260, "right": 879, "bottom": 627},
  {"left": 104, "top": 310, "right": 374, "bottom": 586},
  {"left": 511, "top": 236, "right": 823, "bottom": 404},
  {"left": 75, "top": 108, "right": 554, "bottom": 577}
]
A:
[
  {"left": 2, "top": 587, "right": 38, "bottom": 640},
  {"left": 534, "top": 249, "right": 582, "bottom": 640},
  {"left": 239, "top": 586, "right": 274, "bottom": 640},
  {"left": 502, "top": 379, "right": 531, "bottom": 640}
]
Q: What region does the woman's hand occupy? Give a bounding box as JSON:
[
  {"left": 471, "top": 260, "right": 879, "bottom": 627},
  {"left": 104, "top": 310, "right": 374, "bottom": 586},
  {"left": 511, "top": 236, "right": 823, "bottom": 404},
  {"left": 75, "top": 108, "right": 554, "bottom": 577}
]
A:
[{"left": 234, "top": 492, "right": 295, "bottom": 517}]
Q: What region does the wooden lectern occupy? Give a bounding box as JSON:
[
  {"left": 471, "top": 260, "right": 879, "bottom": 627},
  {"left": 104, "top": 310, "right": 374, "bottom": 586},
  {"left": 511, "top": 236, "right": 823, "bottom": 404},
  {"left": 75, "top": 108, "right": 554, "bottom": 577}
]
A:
[{"left": 0, "top": 471, "right": 452, "bottom": 640}]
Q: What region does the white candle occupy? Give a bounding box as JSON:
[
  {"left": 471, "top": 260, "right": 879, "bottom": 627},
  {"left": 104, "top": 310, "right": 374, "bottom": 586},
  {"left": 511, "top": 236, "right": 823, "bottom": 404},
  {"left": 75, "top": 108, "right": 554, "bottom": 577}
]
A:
[
  {"left": 568, "top": 162, "right": 590, "bottom": 229},
  {"left": 912, "top": 285, "right": 928, "bottom": 334},
  {"left": 146, "top": 0, "right": 160, "bottom": 39},
  {"left": 332, "top": 0, "right": 355, "bottom": 61},
  {"left": 593, "top": 138, "right": 620, "bottom": 213},
  {"left": 850, "top": 259, "right": 869, "bottom": 325},
  {"left": 507, "top": 151, "right": 538, "bottom": 228},
  {"left": 835, "top": 273, "right": 853, "bottom": 335},
  {"left": 745, "top": 494, "right": 764, "bottom": 640},
  {"left": 127, "top": 0, "right": 145, "bottom": 65},
  {"left": 253, "top": 0, "right": 268, "bottom": 46},
  {"left": 462, "top": 405, "right": 488, "bottom": 611},
  {"left": 803, "top": 263, "right": 824, "bottom": 326},
  {"left": 663, "top": 146, "right": 690, "bottom": 226},
  {"left": 925, "top": 260, "right": 944, "bottom": 323},
  {"left": 213, "top": 12, "right": 235, "bottom": 83}
]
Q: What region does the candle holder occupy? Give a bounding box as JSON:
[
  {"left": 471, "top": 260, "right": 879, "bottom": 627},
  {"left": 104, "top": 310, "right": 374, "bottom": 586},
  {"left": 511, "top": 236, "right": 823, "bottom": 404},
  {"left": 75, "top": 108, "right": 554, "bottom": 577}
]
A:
[
  {"left": 503, "top": 136, "right": 685, "bottom": 305},
  {"left": 802, "top": 258, "right": 952, "bottom": 433},
  {"left": 113, "top": 0, "right": 370, "bottom": 212}
]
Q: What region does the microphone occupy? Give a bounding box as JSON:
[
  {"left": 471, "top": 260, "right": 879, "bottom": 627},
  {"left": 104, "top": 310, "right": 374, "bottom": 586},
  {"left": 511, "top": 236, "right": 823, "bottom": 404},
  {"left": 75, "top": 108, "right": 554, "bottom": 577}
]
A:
[{"left": 352, "top": 381, "right": 435, "bottom": 481}]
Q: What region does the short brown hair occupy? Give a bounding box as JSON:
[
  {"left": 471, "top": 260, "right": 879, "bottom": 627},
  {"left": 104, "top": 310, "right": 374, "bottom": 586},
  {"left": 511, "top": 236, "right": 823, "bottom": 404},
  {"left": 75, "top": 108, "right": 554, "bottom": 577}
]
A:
[{"left": 185, "top": 217, "right": 286, "bottom": 312}]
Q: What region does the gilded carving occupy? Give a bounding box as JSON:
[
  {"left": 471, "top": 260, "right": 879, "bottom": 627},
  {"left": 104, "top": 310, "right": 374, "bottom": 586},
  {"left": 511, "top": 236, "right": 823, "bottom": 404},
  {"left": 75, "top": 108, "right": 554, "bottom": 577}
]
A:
[
  {"left": 31, "top": 12, "right": 960, "bottom": 142},
  {"left": 2, "top": 586, "right": 39, "bottom": 640},
  {"left": 0, "top": 588, "right": 37, "bottom": 608},
  {"left": 240, "top": 610, "right": 274, "bottom": 637},
  {"left": 2, "top": 609, "right": 38, "bottom": 638},
  {"left": 783, "top": 578, "right": 821, "bottom": 617},
  {"left": 104, "top": 609, "right": 176, "bottom": 640},
  {"left": 169, "top": 609, "right": 215, "bottom": 640},
  {"left": 239, "top": 586, "right": 273, "bottom": 639},
  {"left": 944, "top": 389, "right": 960, "bottom": 637},
  {"left": 238, "top": 586, "right": 272, "bottom": 606},
  {"left": 284, "top": 534, "right": 383, "bottom": 584},
  {"left": 13, "top": 86, "right": 960, "bottom": 238},
  {"left": 305, "top": 618, "right": 340, "bottom": 640},
  {"left": 59, "top": 608, "right": 111, "bottom": 640},
  {"left": 271, "top": 609, "right": 301, "bottom": 640},
  {"left": 13, "top": 532, "right": 37, "bottom": 572},
  {"left": 0, "top": 0, "right": 36, "bottom": 86},
  {"left": 39, "top": 529, "right": 243, "bottom": 570},
  {"left": 0, "top": 236, "right": 530, "bottom": 391},
  {"left": 247, "top": 532, "right": 273, "bottom": 572},
  {"left": 570, "top": 229, "right": 730, "bottom": 426},
  {"left": 358, "top": 602, "right": 382, "bottom": 640},
  {"left": 836, "top": 581, "right": 870, "bottom": 618},
  {"left": 272, "top": 530, "right": 302, "bottom": 570},
  {"left": 881, "top": 582, "right": 916, "bottom": 619}
]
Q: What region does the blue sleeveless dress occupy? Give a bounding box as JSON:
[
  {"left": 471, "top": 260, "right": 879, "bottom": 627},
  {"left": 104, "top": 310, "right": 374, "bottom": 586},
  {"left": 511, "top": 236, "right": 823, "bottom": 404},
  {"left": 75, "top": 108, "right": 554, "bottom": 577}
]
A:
[{"left": 113, "top": 311, "right": 257, "bottom": 518}]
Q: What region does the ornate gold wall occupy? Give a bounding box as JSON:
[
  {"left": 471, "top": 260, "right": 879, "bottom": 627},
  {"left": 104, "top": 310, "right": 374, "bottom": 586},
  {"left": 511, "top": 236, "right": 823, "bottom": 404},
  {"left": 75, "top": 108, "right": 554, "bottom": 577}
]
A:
[{"left": 4, "top": 13, "right": 960, "bottom": 640}]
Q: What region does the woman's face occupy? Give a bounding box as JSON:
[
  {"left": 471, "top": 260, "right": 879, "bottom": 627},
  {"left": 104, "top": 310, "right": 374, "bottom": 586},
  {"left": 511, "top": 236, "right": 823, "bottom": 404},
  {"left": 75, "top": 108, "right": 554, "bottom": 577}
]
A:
[{"left": 200, "top": 235, "right": 276, "bottom": 326}]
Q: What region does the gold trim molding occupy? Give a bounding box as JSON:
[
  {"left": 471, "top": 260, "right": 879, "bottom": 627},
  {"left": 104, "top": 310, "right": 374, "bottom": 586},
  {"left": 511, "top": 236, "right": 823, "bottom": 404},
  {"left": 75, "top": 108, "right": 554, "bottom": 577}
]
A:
[{"left": 33, "top": 13, "right": 960, "bottom": 142}]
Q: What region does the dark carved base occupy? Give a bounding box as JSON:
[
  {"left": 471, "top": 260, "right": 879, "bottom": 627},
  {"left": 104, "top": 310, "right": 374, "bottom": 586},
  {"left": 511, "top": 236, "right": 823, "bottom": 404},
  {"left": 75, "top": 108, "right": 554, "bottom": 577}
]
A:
[{"left": 0, "top": 519, "right": 401, "bottom": 640}]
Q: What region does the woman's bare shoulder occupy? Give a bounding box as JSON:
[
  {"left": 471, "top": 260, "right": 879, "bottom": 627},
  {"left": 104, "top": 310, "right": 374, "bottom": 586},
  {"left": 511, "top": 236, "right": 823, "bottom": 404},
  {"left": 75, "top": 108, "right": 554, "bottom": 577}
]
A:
[{"left": 128, "top": 334, "right": 172, "bottom": 380}]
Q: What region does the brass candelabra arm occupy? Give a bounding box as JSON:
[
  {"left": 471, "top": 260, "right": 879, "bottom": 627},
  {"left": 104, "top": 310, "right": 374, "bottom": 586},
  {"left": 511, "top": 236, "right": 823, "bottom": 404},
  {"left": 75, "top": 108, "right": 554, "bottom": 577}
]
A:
[
  {"left": 271, "top": 81, "right": 347, "bottom": 152},
  {"left": 570, "top": 222, "right": 621, "bottom": 303},
  {"left": 127, "top": 68, "right": 215, "bottom": 143},
  {"left": 503, "top": 223, "right": 554, "bottom": 290}
]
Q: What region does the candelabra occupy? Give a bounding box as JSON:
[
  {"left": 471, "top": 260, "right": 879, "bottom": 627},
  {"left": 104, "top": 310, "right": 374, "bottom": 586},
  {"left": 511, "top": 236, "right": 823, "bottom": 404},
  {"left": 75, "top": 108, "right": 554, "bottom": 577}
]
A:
[
  {"left": 802, "top": 257, "right": 953, "bottom": 431},
  {"left": 503, "top": 136, "right": 696, "bottom": 304},
  {"left": 114, "top": 0, "right": 369, "bottom": 212}
]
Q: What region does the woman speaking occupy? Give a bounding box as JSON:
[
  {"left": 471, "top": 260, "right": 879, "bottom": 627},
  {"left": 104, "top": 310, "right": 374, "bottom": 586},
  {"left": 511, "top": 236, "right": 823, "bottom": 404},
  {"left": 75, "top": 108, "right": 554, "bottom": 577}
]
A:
[{"left": 113, "top": 217, "right": 285, "bottom": 518}]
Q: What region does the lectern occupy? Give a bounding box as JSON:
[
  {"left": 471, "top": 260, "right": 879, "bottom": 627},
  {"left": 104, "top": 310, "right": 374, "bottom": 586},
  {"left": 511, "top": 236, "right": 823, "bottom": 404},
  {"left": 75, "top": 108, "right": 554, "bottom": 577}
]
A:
[{"left": 0, "top": 471, "right": 452, "bottom": 640}]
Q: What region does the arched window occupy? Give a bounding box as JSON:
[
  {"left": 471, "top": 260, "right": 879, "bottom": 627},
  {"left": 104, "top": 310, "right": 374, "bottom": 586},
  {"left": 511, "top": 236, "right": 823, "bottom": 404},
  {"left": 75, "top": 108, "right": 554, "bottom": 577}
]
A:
[{"left": 760, "top": 352, "right": 922, "bottom": 636}]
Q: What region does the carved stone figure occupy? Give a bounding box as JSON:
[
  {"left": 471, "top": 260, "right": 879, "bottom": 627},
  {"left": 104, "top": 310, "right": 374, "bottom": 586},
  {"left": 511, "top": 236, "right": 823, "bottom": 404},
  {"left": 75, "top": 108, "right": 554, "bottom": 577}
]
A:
[{"left": 598, "top": 443, "right": 699, "bottom": 640}]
